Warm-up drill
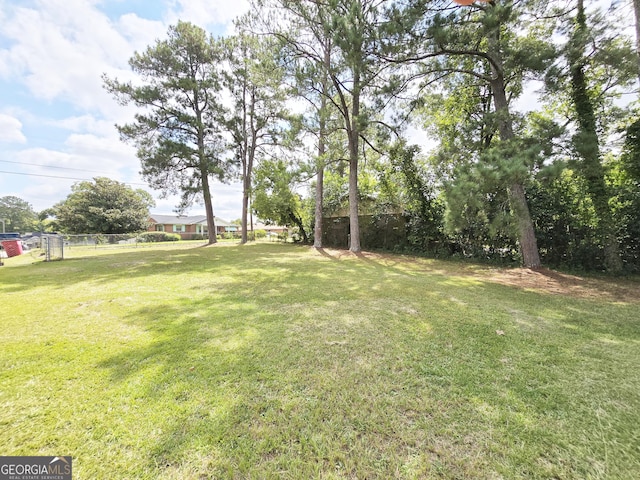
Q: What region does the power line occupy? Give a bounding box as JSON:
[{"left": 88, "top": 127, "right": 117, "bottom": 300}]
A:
[
  {"left": 0, "top": 159, "right": 127, "bottom": 176},
  {"left": 0, "top": 170, "right": 148, "bottom": 186}
]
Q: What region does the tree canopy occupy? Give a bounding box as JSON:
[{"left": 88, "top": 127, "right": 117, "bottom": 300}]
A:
[
  {"left": 93, "top": 0, "right": 639, "bottom": 272},
  {"left": 252, "top": 158, "right": 309, "bottom": 242},
  {"left": 54, "top": 177, "right": 154, "bottom": 234},
  {"left": 0, "top": 196, "right": 37, "bottom": 233}
]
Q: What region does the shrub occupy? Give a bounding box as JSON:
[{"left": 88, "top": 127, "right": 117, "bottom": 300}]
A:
[{"left": 137, "top": 232, "right": 181, "bottom": 243}]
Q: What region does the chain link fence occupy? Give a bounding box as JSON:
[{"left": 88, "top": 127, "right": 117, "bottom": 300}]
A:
[
  {"left": 43, "top": 234, "right": 65, "bottom": 261},
  {"left": 63, "top": 232, "right": 212, "bottom": 249}
]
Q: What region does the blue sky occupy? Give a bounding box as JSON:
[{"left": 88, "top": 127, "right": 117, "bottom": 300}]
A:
[{"left": 0, "top": 0, "right": 249, "bottom": 221}]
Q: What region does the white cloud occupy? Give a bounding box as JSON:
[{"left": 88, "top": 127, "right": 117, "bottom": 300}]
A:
[
  {"left": 11, "top": 134, "right": 141, "bottom": 211},
  {"left": 12, "top": 148, "right": 89, "bottom": 210},
  {"left": 0, "top": 1, "right": 165, "bottom": 114},
  {"left": 0, "top": 0, "right": 248, "bottom": 219},
  {"left": 0, "top": 113, "right": 27, "bottom": 143},
  {"left": 12, "top": 139, "right": 242, "bottom": 219},
  {"left": 14, "top": 143, "right": 132, "bottom": 183},
  {"left": 165, "top": 0, "right": 251, "bottom": 33},
  {"left": 47, "top": 114, "right": 113, "bottom": 135},
  {"left": 117, "top": 13, "right": 167, "bottom": 52},
  {"left": 63, "top": 133, "right": 138, "bottom": 171}
]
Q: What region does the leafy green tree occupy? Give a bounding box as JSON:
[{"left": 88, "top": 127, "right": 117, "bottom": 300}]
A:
[
  {"left": 564, "top": 0, "right": 630, "bottom": 272},
  {"left": 386, "top": 142, "right": 448, "bottom": 253},
  {"left": 0, "top": 196, "right": 37, "bottom": 233},
  {"left": 634, "top": 0, "right": 640, "bottom": 85},
  {"left": 312, "top": 52, "right": 331, "bottom": 248},
  {"left": 611, "top": 120, "right": 640, "bottom": 271},
  {"left": 104, "top": 21, "right": 229, "bottom": 245},
  {"left": 390, "top": 0, "right": 558, "bottom": 268},
  {"left": 34, "top": 208, "right": 57, "bottom": 233},
  {"left": 540, "top": 0, "right": 635, "bottom": 272},
  {"left": 252, "top": 159, "right": 309, "bottom": 242},
  {"left": 54, "top": 177, "right": 154, "bottom": 234},
  {"left": 418, "top": 74, "right": 509, "bottom": 257},
  {"left": 528, "top": 169, "right": 602, "bottom": 268},
  {"left": 286, "top": 35, "right": 334, "bottom": 248}
]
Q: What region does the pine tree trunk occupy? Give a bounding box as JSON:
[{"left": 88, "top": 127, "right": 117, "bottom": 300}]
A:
[
  {"left": 348, "top": 118, "right": 361, "bottom": 252},
  {"left": 508, "top": 183, "right": 540, "bottom": 269},
  {"left": 241, "top": 178, "right": 250, "bottom": 244},
  {"left": 348, "top": 143, "right": 360, "bottom": 252},
  {"left": 569, "top": 0, "right": 622, "bottom": 273},
  {"left": 348, "top": 72, "right": 361, "bottom": 253},
  {"left": 243, "top": 130, "right": 257, "bottom": 244},
  {"left": 196, "top": 100, "right": 216, "bottom": 245},
  {"left": 240, "top": 80, "right": 250, "bottom": 245},
  {"left": 314, "top": 44, "right": 330, "bottom": 249},
  {"left": 314, "top": 165, "right": 324, "bottom": 248},
  {"left": 201, "top": 175, "right": 217, "bottom": 245},
  {"left": 488, "top": 33, "right": 541, "bottom": 269},
  {"left": 634, "top": 0, "right": 640, "bottom": 86}
]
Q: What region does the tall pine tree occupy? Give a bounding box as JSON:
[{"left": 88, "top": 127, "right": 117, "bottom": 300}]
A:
[{"left": 104, "top": 22, "right": 228, "bottom": 245}]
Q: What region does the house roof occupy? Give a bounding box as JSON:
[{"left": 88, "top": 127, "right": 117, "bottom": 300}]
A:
[
  {"left": 149, "top": 214, "right": 237, "bottom": 227},
  {"left": 253, "top": 222, "right": 287, "bottom": 231},
  {"left": 214, "top": 217, "right": 236, "bottom": 227}
]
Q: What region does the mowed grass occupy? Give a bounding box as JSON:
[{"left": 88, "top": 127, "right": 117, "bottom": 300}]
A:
[{"left": 1, "top": 243, "right": 639, "bottom": 479}]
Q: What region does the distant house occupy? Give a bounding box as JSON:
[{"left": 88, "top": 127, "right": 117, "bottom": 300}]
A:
[{"left": 148, "top": 214, "right": 238, "bottom": 239}]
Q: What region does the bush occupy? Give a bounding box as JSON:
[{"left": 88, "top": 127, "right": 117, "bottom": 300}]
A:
[{"left": 137, "top": 232, "right": 181, "bottom": 243}]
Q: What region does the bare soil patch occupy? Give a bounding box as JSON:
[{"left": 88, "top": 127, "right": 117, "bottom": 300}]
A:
[
  {"left": 481, "top": 267, "right": 640, "bottom": 303},
  {"left": 314, "top": 248, "right": 640, "bottom": 303}
]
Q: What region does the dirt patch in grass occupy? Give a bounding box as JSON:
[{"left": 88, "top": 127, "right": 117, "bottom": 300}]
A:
[
  {"left": 313, "top": 248, "right": 640, "bottom": 303},
  {"left": 482, "top": 267, "right": 640, "bottom": 303}
]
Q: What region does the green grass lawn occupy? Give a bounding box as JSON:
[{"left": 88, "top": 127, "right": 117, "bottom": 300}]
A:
[{"left": 1, "top": 243, "right": 639, "bottom": 479}]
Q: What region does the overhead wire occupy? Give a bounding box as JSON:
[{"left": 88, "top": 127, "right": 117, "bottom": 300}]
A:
[
  {"left": 0, "top": 169, "right": 148, "bottom": 186},
  {"left": 0, "top": 158, "right": 119, "bottom": 175}
]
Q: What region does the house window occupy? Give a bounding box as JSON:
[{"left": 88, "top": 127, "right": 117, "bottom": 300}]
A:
[
  {"left": 173, "top": 224, "right": 186, "bottom": 233},
  {"left": 155, "top": 224, "right": 165, "bottom": 232},
  {"left": 196, "top": 224, "right": 208, "bottom": 234}
]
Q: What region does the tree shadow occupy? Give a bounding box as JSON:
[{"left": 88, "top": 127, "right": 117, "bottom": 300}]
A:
[
  {"left": 6, "top": 241, "right": 635, "bottom": 477},
  {"left": 94, "top": 294, "right": 284, "bottom": 475}
]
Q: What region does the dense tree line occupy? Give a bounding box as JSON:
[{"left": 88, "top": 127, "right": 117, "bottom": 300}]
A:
[{"left": 99, "top": 0, "right": 637, "bottom": 272}]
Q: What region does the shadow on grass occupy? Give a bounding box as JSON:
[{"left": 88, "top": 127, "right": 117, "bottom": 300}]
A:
[
  {"left": 46, "top": 242, "right": 634, "bottom": 478},
  {"left": 0, "top": 243, "right": 308, "bottom": 292},
  {"left": 96, "top": 294, "right": 286, "bottom": 475},
  {"left": 4, "top": 242, "right": 640, "bottom": 477},
  {"left": 93, "top": 287, "right": 639, "bottom": 478}
]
